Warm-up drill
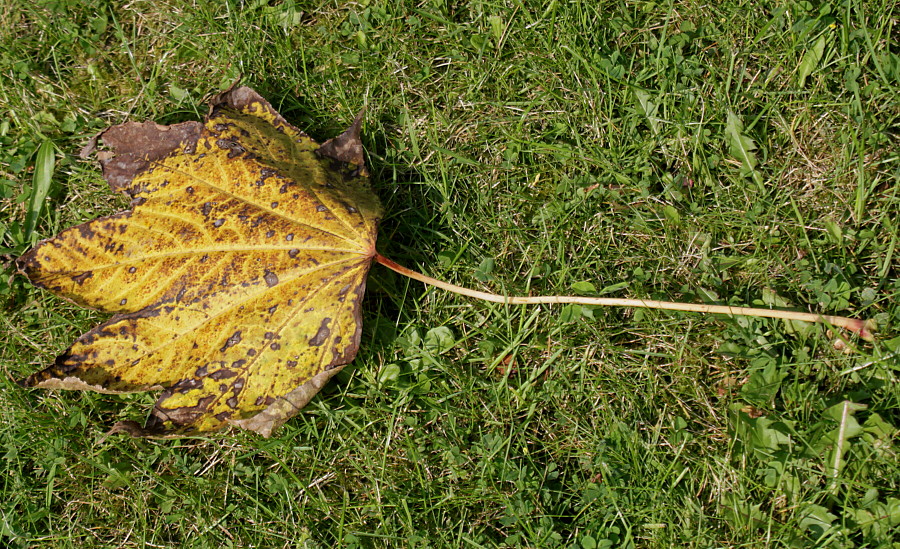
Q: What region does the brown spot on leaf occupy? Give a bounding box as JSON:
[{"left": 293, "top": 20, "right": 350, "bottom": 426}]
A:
[
  {"left": 263, "top": 270, "right": 279, "bottom": 287},
  {"left": 220, "top": 331, "right": 242, "bottom": 352},
  {"left": 309, "top": 318, "right": 332, "bottom": 346},
  {"left": 72, "top": 271, "right": 94, "bottom": 285},
  {"left": 156, "top": 395, "right": 216, "bottom": 426},
  {"left": 173, "top": 378, "right": 202, "bottom": 393},
  {"left": 216, "top": 138, "right": 246, "bottom": 159},
  {"left": 254, "top": 396, "right": 276, "bottom": 406},
  {"left": 256, "top": 167, "right": 276, "bottom": 187},
  {"left": 210, "top": 369, "right": 236, "bottom": 381}
]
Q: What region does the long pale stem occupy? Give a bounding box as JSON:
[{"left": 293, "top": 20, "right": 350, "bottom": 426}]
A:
[{"left": 374, "top": 253, "right": 874, "bottom": 341}]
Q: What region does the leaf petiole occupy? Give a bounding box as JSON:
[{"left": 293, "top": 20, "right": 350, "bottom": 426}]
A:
[{"left": 374, "top": 253, "right": 875, "bottom": 341}]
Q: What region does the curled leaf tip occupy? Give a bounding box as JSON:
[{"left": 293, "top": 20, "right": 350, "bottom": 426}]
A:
[{"left": 317, "top": 110, "right": 366, "bottom": 171}]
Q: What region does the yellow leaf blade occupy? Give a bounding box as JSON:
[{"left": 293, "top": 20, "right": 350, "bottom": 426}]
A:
[{"left": 18, "top": 86, "right": 381, "bottom": 436}]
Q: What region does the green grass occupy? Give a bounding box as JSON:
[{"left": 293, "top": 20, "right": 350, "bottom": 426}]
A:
[{"left": 1, "top": 0, "right": 898, "bottom": 547}]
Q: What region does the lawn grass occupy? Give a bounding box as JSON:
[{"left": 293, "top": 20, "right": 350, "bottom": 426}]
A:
[{"left": 1, "top": 0, "right": 898, "bottom": 547}]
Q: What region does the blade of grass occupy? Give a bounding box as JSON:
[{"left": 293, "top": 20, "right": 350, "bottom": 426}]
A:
[{"left": 23, "top": 140, "right": 56, "bottom": 243}]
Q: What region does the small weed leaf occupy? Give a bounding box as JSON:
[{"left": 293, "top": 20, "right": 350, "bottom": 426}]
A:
[
  {"left": 740, "top": 356, "right": 788, "bottom": 405},
  {"left": 474, "top": 257, "right": 495, "bottom": 282},
  {"left": 423, "top": 326, "right": 455, "bottom": 355},
  {"left": 796, "top": 503, "right": 838, "bottom": 542},
  {"left": 724, "top": 110, "right": 764, "bottom": 191},
  {"left": 798, "top": 35, "right": 827, "bottom": 87},
  {"left": 570, "top": 281, "right": 597, "bottom": 294}
]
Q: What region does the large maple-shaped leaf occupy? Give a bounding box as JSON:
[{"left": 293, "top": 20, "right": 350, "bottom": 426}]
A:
[{"left": 17, "top": 86, "right": 382, "bottom": 436}]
